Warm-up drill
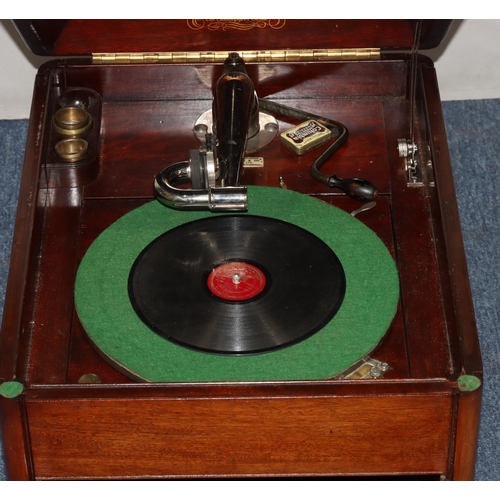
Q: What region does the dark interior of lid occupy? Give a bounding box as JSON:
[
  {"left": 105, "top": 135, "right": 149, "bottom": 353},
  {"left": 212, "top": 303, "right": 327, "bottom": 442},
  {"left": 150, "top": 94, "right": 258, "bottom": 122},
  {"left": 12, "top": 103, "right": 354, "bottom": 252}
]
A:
[{"left": 14, "top": 19, "right": 452, "bottom": 57}]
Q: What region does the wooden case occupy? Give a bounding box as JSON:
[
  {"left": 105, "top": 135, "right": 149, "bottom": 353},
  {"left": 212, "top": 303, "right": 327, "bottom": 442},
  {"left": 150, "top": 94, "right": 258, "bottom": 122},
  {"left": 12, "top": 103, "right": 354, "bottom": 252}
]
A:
[{"left": 0, "top": 20, "right": 482, "bottom": 480}]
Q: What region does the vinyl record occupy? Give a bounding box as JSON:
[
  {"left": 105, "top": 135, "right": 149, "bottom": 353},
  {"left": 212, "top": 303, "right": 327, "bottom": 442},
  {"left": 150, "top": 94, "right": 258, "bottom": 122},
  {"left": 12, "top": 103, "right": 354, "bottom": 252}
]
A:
[{"left": 128, "top": 215, "right": 346, "bottom": 355}]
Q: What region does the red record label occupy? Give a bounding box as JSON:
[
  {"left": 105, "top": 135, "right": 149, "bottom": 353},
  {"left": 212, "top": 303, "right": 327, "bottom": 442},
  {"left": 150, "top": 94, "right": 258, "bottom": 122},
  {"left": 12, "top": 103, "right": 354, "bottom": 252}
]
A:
[{"left": 207, "top": 262, "right": 266, "bottom": 301}]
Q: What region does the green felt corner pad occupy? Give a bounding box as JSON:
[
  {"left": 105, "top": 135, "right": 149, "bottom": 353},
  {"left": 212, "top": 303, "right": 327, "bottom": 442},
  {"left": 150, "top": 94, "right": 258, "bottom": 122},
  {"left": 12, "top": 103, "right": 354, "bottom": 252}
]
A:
[
  {"left": 0, "top": 381, "right": 24, "bottom": 399},
  {"left": 458, "top": 375, "right": 482, "bottom": 392},
  {"left": 75, "top": 186, "right": 400, "bottom": 382}
]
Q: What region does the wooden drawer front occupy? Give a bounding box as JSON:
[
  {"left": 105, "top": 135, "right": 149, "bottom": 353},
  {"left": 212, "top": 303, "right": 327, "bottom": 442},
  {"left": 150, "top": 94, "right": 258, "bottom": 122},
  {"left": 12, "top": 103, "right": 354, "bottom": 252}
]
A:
[{"left": 27, "top": 395, "right": 451, "bottom": 479}]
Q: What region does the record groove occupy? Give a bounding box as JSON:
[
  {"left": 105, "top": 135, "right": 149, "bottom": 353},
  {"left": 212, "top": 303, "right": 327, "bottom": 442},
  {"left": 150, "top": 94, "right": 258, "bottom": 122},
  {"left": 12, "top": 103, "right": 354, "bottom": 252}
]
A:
[{"left": 129, "top": 215, "right": 346, "bottom": 355}]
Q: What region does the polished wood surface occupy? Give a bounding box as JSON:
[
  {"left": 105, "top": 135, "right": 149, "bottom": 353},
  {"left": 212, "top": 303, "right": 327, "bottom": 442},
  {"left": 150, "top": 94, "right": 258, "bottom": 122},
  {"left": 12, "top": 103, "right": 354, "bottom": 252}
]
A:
[
  {"left": 0, "top": 42, "right": 481, "bottom": 479},
  {"left": 13, "top": 20, "right": 453, "bottom": 56},
  {"left": 28, "top": 394, "right": 451, "bottom": 479}
]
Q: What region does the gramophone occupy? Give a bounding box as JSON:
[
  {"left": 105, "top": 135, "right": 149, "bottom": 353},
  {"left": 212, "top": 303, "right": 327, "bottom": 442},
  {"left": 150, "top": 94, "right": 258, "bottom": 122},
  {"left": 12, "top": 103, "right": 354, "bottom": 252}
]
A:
[{"left": 0, "top": 20, "right": 482, "bottom": 480}]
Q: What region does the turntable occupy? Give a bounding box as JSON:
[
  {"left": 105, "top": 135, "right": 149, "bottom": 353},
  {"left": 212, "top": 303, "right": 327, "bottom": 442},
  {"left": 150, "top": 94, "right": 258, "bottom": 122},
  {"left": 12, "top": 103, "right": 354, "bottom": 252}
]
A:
[{"left": 0, "top": 20, "right": 482, "bottom": 479}]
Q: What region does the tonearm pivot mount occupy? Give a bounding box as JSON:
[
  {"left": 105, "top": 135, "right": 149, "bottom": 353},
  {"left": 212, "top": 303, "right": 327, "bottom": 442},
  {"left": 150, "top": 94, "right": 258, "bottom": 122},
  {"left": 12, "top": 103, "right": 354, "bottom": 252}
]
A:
[{"left": 154, "top": 52, "right": 378, "bottom": 211}]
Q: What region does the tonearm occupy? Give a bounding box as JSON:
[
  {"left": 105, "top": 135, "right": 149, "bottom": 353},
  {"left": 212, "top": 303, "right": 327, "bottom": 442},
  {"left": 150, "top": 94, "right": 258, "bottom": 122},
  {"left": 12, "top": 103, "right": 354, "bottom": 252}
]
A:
[{"left": 154, "top": 52, "right": 378, "bottom": 211}]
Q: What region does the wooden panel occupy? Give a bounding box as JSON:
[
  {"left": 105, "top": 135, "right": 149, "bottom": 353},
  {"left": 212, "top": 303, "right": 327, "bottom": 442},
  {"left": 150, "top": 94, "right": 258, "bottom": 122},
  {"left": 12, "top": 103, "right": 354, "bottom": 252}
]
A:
[
  {"left": 420, "top": 66, "right": 482, "bottom": 377},
  {"left": 27, "top": 189, "right": 82, "bottom": 384},
  {"left": 382, "top": 98, "right": 452, "bottom": 379},
  {"left": 0, "top": 71, "right": 50, "bottom": 381},
  {"left": 14, "top": 20, "right": 452, "bottom": 57},
  {"left": 452, "top": 388, "right": 482, "bottom": 480},
  {"left": 27, "top": 394, "right": 451, "bottom": 479},
  {"left": 52, "top": 20, "right": 417, "bottom": 55},
  {"left": 0, "top": 398, "right": 32, "bottom": 480},
  {"left": 62, "top": 60, "right": 407, "bottom": 102},
  {"left": 12, "top": 20, "right": 69, "bottom": 56}
]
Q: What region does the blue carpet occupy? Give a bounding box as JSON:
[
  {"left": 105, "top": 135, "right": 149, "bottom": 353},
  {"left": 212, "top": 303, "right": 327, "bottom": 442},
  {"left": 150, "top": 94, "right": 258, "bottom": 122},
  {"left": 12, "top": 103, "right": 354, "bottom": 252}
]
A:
[
  {"left": 0, "top": 120, "right": 26, "bottom": 482},
  {"left": 442, "top": 100, "right": 500, "bottom": 481},
  {"left": 0, "top": 100, "right": 499, "bottom": 480}
]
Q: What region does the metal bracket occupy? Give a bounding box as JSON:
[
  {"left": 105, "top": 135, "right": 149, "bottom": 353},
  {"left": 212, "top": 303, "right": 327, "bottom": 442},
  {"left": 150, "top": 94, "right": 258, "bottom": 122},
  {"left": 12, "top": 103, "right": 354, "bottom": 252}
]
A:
[
  {"left": 397, "top": 138, "right": 422, "bottom": 185},
  {"left": 194, "top": 110, "right": 279, "bottom": 154},
  {"left": 189, "top": 143, "right": 217, "bottom": 190},
  {"left": 335, "top": 358, "right": 390, "bottom": 380}
]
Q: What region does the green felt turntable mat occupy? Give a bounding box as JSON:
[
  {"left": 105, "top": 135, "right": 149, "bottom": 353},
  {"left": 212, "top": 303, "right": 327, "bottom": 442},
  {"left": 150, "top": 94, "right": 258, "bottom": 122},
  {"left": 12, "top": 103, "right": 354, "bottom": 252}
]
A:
[{"left": 75, "top": 186, "right": 399, "bottom": 382}]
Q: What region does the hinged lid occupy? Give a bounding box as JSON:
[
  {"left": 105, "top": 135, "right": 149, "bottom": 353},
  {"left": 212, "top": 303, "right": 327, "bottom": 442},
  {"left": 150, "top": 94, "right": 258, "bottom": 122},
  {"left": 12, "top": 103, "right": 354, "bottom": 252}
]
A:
[{"left": 14, "top": 20, "right": 452, "bottom": 58}]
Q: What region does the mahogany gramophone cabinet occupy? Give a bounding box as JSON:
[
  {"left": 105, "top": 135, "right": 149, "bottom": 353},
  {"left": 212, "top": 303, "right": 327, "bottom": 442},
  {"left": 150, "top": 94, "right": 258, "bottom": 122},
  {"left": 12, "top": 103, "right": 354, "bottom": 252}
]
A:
[{"left": 0, "top": 20, "right": 482, "bottom": 480}]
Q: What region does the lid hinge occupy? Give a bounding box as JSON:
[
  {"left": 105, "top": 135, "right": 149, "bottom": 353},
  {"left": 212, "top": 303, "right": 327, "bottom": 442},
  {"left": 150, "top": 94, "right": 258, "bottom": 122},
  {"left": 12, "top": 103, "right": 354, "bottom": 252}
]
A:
[{"left": 92, "top": 48, "right": 381, "bottom": 65}]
